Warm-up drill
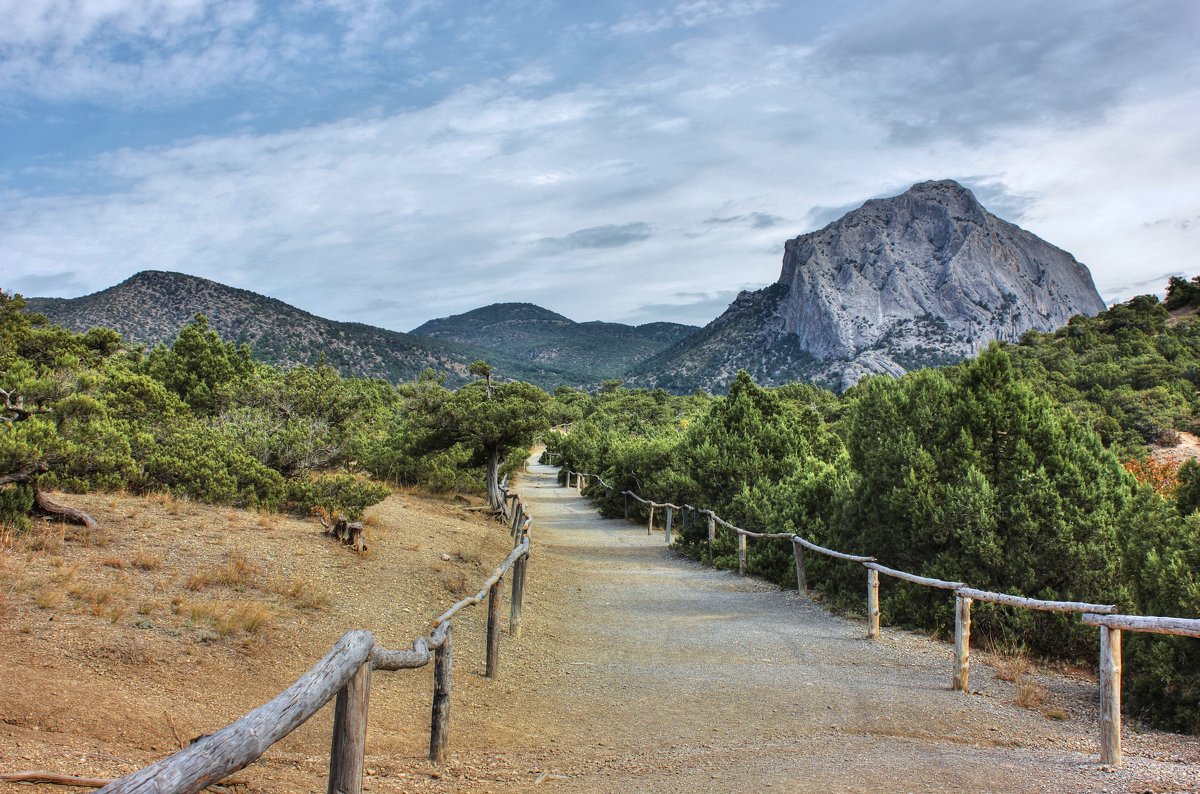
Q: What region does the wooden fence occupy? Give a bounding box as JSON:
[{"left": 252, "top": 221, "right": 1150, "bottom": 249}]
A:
[
  {"left": 97, "top": 484, "right": 535, "bottom": 794},
  {"left": 559, "top": 467, "right": 1200, "bottom": 769}
]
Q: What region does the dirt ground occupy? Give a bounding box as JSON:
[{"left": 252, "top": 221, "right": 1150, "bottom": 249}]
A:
[
  {"left": 2, "top": 456, "right": 1200, "bottom": 792},
  {"left": 1152, "top": 431, "right": 1200, "bottom": 465}
]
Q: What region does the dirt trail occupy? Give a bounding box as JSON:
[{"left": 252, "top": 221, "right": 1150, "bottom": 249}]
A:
[{"left": 447, "top": 458, "right": 1200, "bottom": 793}]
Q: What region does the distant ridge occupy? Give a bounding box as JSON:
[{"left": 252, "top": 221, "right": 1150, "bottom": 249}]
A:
[
  {"left": 633, "top": 180, "right": 1107, "bottom": 392},
  {"left": 412, "top": 302, "right": 697, "bottom": 381},
  {"left": 24, "top": 271, "right": 578, "bottom": 388}
]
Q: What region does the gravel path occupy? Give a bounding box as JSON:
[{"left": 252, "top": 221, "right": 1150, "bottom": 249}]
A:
[{"left": 460, "top": 459, "right": 1200, "bottom": 793}]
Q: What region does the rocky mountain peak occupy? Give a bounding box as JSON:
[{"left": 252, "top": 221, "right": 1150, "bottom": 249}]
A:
[{"left": 633, "top": 180, "right": 1107, "bottom": 393}]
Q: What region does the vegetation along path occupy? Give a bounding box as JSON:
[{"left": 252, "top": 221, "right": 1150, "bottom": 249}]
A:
[{"left": 464, "top": 456, "right": 1200, "bottom": 793}]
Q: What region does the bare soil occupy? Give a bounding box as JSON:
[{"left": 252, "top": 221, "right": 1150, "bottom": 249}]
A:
[
  {"left": 2, "top": 458, "right": 1199, "bottom": 792},
  {"left": 1152, "top": 430, "right": 1200, "bottom": 465}
]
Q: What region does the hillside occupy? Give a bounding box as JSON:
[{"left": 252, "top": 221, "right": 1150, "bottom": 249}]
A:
[
  {"left": 633, "top": 180, "right": 1107, "bottom": 393},
  {"left": 412, "top": 302, "right": 696, "bottom": 381},
  {"left": 25, "top": 271, "right": 579, "bottom": 388}
]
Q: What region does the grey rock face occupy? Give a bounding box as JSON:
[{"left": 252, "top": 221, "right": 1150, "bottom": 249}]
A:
[
  {"left": 779, "top": 180, "right": 1104, "bottom": 382},
  {"left": 633, "top": 180, "right": 1107, "bottom": 393}
]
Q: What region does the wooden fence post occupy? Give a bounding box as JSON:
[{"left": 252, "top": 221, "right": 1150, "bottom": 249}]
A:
[
  {"left": 327, "top": 659, "right": 371, "bottom": 794},
  {"left": 429, "top": 624, "right": 453, "bottom": 763},
  {"left": 647, "top": 505, "right": 654, "bottom": 536},
  {"left": 1100, "top": 626, "right": 1122, "bottom": 767},
  {"left": 509, "top": 504, "right": 523, "bottom": 537},
  {"left": 867, "top": 567, "right": 880, "bottom": 639},
  {"left": 737, "top": 532, "right": 747, "bottom": 576},
  {"left": 664, "top": 508, "right": 673, "bottom": 545},
  {"left": 485, "top": 577, "right": 503, "bottom": 679},
  {"left": 509, "top": 552, "right": 527, "bottom": 638},
  {"left": 953, "top": 594, "right": 972, "bottom": 691},
  {"left": 707, "top": 514, "right": 715, "bottom": 564},
  {"left": 792, "top": 540, "right": 806, "bottom": 594}
]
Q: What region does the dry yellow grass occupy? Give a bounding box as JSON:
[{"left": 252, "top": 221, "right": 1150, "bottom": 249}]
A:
[
  {"left": 34, "top": 586, "right": 64, "bottom": 609},
  {"left": 185, "top": 552, "right": 259, "bottom": 591},
  {"left": 131, "top": 550, "right": 162, "bottom": 571},
  {"left": 268, "top": 576, "right": 330, "bottom": 610},
  {"left": 185, "top": 599, "right": 273, "bottom": 636}
]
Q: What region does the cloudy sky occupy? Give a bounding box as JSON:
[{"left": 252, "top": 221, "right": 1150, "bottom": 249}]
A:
[{"left": 1, "top": 0, "right": 1197, "bottom": 330}]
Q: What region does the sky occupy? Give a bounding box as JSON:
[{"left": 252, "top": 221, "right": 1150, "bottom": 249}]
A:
[{"left": 1, "top": 0, "right": 1198, "bottom": 331}]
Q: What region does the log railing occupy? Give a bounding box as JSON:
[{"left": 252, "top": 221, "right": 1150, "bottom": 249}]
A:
[
  {"left": 98, "top": 487, "right": 537, "bottom": 794},
  {"left": 557, "top": 467, "right": 1195, "bottom": 769}
]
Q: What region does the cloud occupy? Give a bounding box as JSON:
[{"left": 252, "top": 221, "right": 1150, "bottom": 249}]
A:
[
  {"left": 612, "top": 0, "right": 777, "bottom": 34},
  {"left": 6, "top": 269, "right": 89, "bottom": 296},
  {"left": 1, "top": 0, "right": 1197, "bottom": 337},
  {"left": 703, "top": 212, "right": 783, "bottom": 229},
  {"left": 813, "top": 0, "right": 1197, "bottom": 145},
  {"left": 537, "top": 223, "right": 653, "bottom": 254},
  {"left": 622, "top": 288, "right": 752, "bottom": 326}
]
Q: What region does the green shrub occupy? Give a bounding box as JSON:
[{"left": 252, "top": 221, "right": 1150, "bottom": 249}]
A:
[{"left": 283, "top": 474, "right": 391, "bottom": 520}]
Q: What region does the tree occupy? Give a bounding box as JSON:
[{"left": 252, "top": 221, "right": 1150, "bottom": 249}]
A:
[{"left": 411, "top": 376, "right": 549, "bottom": 509}]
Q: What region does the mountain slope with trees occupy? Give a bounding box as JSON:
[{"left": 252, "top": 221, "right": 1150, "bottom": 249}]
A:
[
  {"left": 412, "top": 302, "right": 696, "bottom": 381},
  {"left": 26, "top": 271, "right": 578, "bottom": 389}
]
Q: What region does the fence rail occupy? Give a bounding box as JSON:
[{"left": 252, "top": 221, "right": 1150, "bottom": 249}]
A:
[
  {"left": 557, "top": 467, "right": 1198, "bottom": 769},
  {"left": 97, "top": 480, "right": 537, "bottom": 794}
]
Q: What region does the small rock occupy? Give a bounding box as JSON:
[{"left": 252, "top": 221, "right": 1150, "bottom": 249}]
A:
[{"left": 441, "top": 553, "right": 452, "bottom": 561}]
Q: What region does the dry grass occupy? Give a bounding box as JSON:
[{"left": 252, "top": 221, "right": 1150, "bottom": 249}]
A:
[
  {"left": 34, "top": 586, "right": 64, "bottom": 610},
  {"left": 18, "top": 527, "right": 64, "bottom": 556},
  {"left": 1014, "top": 679, "right": 1047, "bottom": 710},
  {"left": 185, "top": 552, "right": 259, "bottom": 591},
  {"left": 268, "top": 576, "right": 330, "bottom": 610},
  {"left": 68, "top": 580, "right": 122, "bottom": 610},
  {"left": 442, "top": 569, "right": 471, "bottom": 596},
  {"left": 186, "top": 599, "right": 273, "bottom": 636},
  {"left": 254, "top": 511, "right": 279, "bottom": 530},
  {"left": 131, "top": 551, "right": 162, "bottom": 571},
  {"left": 102, "top": 556, "right": 126, "bottom": 569},
  {"left": 65, "top": 522, "right": 111, "bottom": 548}
]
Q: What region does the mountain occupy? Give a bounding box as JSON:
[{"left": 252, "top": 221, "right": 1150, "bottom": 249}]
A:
[
  {"left": 633, "top": 180, "right": 1107, "bottom": 392},
  {"left": 412, "top": 303, "right": 697, "bottom": 382},
  {"left": 24, "top": 271, "right": 578, "bottom": 388}
]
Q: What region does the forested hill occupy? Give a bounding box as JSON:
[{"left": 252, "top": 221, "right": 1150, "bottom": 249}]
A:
[
  {"left": 26, "top": 271, "right": 579, "bottom": 388},
  {"left": 412, "top": 302, "right": 697, "bottom": 381}
]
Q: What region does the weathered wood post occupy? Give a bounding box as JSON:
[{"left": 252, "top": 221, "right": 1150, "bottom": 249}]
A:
[
  {"left": 737, "top": 532, "right": 747, "bottom": 576},
  {"left": 647, "top": 504, "right": 654, "bottom": 535},
  {"left": 664, "top": 508, "right": 673, "bottom": 545},
  {"left": 866, "top": 567, "right": 881, "bottom": 639},
  {"left": 429, "top": 625, "right": 453, "bottom": 763},
  {"left": 327, "top": 659, "right": 371, "bottom": 794},
  {"left": 485, "top": 576, "right": 503, "bottom": 679},
  {"left": 509, "top": 503, "right": 523, "bottom": 537},
  {"left": 1100, "top": 625, "right": 1122, "bottom": 766},
  {"left": 792, "top": 539, "right": 806, "bottom": 594},
  {"left": 953, "top": 593, "right": 972, "bottom": 691},
  {"left": 707, "top": 513, "right": 715, "bottom": 564},
  {"left": 509, "top": 551, "right": 527, "bottom": 638}
]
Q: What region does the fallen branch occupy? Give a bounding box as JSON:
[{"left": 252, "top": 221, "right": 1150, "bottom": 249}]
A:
[
  {"left": 0, "top": 770, "right": 111, "bottom": 788},
  {"left": 0, "top": 470, "right": 98, "bottom": 528}
]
